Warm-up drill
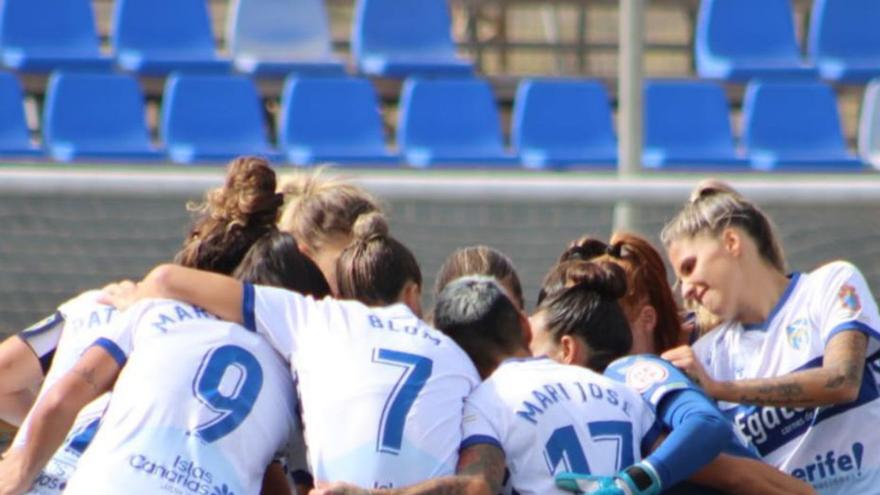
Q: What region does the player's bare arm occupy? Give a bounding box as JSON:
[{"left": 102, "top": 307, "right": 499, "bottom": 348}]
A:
[
  {"left": 662, "top": 330, "right": 867, "bottom": 407},
  {"left": 0, "top": 336, "right": 42, "bottom": 426},
  {"left": 102, "top": 264, "right": 245, "bottom": 324},
  {"left": 0, "top": 346, "right": 120, "bottom": 495},
  {"left": 309, "top": 444, "right": 502, "bottom": 495}
]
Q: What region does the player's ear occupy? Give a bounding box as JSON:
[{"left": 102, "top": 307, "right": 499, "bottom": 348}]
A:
[
  {"left": 400, "top": 281, "right": 422, "bottom": 318},
  {"left": 559, "top": 335, "right": 586, "bottom": 366},
  {"left": 721, "top": 227, "right": 742, "bottom": 258},
  {"left": 518, "top": 310, "right": 532, "bottom": 349}
]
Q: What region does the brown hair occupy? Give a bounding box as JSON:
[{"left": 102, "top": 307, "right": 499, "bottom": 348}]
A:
[
  {"left": 537, "top": 261, "right": 633, "bottom": 372},
  {"left": 335, "top": 212, "right": 422, "bottom": 307},
  {"left": 174, "top": 156, "right": 283, "bottom": 274},
  {"left": 544, "top": 233, "right": 683, "bottom": 353},
  {"left": 434, "top": 246, "right": 524, "bottom": 310},
  {"left": 233, "top": 231, "right": 331, "bottom": 298},
  {"left": 278, "top": 168, "right": 383, "bottom": 253},
  {"left": 661, "top": 186, "right": 786, "bottom": 273}
]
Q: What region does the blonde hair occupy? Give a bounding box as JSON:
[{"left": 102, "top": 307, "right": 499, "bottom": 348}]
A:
[
  {"left": 277, "top": 168, "right": 383, "bottom": 252},
  {"left": 661, "top": 185, "right": 786, "bottom": 273}
]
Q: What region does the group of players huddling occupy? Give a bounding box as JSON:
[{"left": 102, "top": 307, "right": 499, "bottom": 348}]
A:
[{"left": 0, "top": 156, "right": 878, "bottom": 495}]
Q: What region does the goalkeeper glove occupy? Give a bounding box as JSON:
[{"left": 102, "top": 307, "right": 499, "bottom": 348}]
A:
[{"left": 555, "top": 461, "right": 662, "bottom": 495}]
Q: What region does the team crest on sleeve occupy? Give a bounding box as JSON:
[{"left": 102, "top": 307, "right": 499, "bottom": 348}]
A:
[
  {"left": 624, "top": 361, "right": 669, "bottom": 392},
  {"left": 785, "top": 318, "right": 810, "bottom": 351},
  {"left": 838, "top": 284, "right": 862, "bottom": 315}
]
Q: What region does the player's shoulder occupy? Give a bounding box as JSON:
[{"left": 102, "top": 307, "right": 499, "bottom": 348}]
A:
[
  {"left": 57, "top": 289, "right": 106, "bottom": 316},
  {"left": 606, "top": 354, "right": 696, "bottom": 401},
  {"left": 803, "top": 260, "right": 864, "bottom": 288}
]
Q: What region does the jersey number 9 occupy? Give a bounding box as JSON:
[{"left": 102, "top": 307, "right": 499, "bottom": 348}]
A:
[{"left": 192, "top": 345, "right": 264, "bottom": 443}]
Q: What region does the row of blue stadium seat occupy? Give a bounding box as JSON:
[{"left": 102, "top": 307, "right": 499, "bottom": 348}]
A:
[
  {"left": 0, "top": 0, "right": 471, "bottom": 78},
  {"left": 698, "top": 0, "right": 880, "bottom": 83},
  {"left": 0, "top": 71, "right": 871, "bottom": 171}
]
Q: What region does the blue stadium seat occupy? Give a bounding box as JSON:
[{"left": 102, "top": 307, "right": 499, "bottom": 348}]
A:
[
  {"left": 353, "top": 0, "right": 473, "bottom": 78},
  {"left": 42, "top": 72, "right": 162, "bottom": 162},
  {"left": 643, "top": 80, "right": 748, "bottom": 170},
  {"left": 161, "top": 74, "right": 280, "bottom": 164},
  {"left": 0, "top": 72, "right": 40, "bottom": 157},
  {"left": 112, "top": 0, "right": 230, "bottom": 75},
  {"left": 511, "top": 79, "right": 616, "bottom": 170},
  {"left": 227, "top": 0, "right": 346, "bottom": 77},
  {"left": 397, "top": 78, "right": 517, "bottom": 167},
  {"left": 742, "top": 80, "right": 862, "bottom": 171},
  {"left": 0, "top": 0, "right": 112, "bottom": 73},
  {"left": 695, "top": 0, "right": 817, "bottom": 81},
  {"left": 808, "top": 0, "right": 880, "bottom": 83},
  {"left": 279, "top": 77, "right": 398, "bottom": 166}
]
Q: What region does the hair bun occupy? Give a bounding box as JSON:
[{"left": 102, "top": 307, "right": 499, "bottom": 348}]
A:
[
  {"left": 565, "top": 261, "right": 628, "bottom": 300},
  {"left": 688, "top": 179, "right": 740, "bottom": 204},
  {"left": 352, "top": 211, "right": 389, "bottom": 241}
]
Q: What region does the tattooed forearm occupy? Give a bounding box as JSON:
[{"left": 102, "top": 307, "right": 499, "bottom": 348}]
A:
[
  {"left": 457, "top": 445, "right": 506, "bottom": 494},
  {"left": 70, "top": 367, "right": 101, "bottom": 393}
]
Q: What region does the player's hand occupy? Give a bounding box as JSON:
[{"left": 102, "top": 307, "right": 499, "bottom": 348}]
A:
[
  {"left": 660, "top": 345, "right": 718, "bottom": 396},
  {"left": 309, "top": 481, "right": 370, "bottom": 495},
  {"left": 99, "top": 279, "right": 141, "bottom": 311},
  {"left": 556, "top": 473, "right": 628, "bottom": 494},
  {"left": 0, "top": 450, "right": 33, "bottom": 495}
]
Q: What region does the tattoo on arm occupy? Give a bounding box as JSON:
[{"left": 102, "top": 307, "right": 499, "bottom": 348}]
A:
[
  {"left": 457, "top": 444, "right": 506, "bottom": 494},
  {"left": 70, "top": 366, "right": 101, "bottom": 394}
]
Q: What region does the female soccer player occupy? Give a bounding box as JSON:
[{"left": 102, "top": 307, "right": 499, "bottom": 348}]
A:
[
  {"left": 278, "top": 169, "right": 383, "bottom": 295},
  {"left": 659, "top": 186, "right": 880, "bottom": 494},
  {"left": 97, "top": 230, "right": 480, "bottom": 490},
  {"left": 0, "top": 198, "right": 331, "bottom": 494},
  {"left": 536, "top": 235, "right": 813, "bottom": 495},
  {"left": 0, "top": 157, "right": 296, "bottom": 495}
]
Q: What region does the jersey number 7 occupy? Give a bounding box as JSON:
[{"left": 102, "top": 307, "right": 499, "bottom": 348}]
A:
[
  {"left": 372, "top": 348, "right": 434, "bottom": 455},
  {"left": 544, "top": 421, "right": 635, "bottom": 475}
]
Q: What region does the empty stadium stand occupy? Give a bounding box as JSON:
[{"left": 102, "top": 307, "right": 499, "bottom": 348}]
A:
[
  {"left": 808, "top": 0, "right": 880, "bottom": 84},
  {"left": 161, "top": 73, "right": 280, "bottom": 163},
  {"left": 226, "top": 0, "right": 346, "bottom": 77},
  {"left": 642, "top": 79, "right": 748, "bottom": 169},
  {"left": 742, "top": 80, "right": 863, "bottom": 171},
  {"left": 511, "top": 79, "right": 616, "bottom": 169},
  {"left": 42, "top": 71, "right": 162, "bottom": 161},
  {"left": 0, "top": 72, "right": 41, "bottom": 157},
  {"left": 278, "top": 76, "right": 398, "bottom": 165},
  {"left": 397, "top": 78, "right": 517, "bottom": 167}
]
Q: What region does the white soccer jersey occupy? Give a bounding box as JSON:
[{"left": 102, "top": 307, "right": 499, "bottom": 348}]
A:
[
  {"left": 63, "top": 298, "right": 297, "bottom": 495},
  {"left": 245, "top": 284, "right": 481, "bottom": 489},
  {"left": 462, "top": 357, "right": 661, "bottom": 495},
  {"left": 14, "top": 290, "right": 117, "bottom": 495},
  {"left": 693, "top": 261, "right": 880, "bottom": 495}
]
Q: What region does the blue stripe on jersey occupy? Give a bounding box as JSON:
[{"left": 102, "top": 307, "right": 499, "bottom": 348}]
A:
[
  {"left": 460, "top": 434, "right": 504, "bottom": 453},
  {"left": 92, "top": 337, "right": 127, "bottom": 368},
  {"left": 825, "top": 321, "right": 880, "bottom": 345},
  {"left": 723, "top": 352, "right": 880, "bottom": 457},
  {"left": 19, "top": 311, "right": 64, "bottom": 338},
  {"left": 742, "top": 273, "right": 801, "bottom": 332},
  {"left": 38, "top": 348, "right": 56, "bottom": 375},
  {"left": 242, "top": 283, "right": 256, "bottom": 332}
]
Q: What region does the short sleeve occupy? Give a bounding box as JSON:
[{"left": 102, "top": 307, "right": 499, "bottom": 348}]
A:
[
  {"left": 17, "top": 311, "right": 65, "bottom": 374},
  {"left": 89, "top": 301, "right": 148, "bottom": 368},
  {"left": 461, "top": 388, "right": 505, "bottom": 453},
  {"left": 814, "top": 262, "right": 880, "bottom": 344},
  {"left": 605, "top": 355, "right": 702, "bottom": 409},
  {"left": 245, "top": 284, "right": 324, "bottom": 362}
]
